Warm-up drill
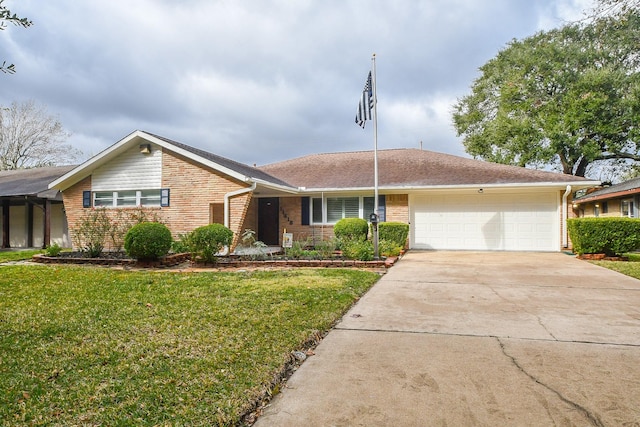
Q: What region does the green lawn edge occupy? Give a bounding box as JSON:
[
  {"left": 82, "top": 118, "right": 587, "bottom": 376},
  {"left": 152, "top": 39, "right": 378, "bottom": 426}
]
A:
[{"left": 0, "top": 265, "right": 381, "bottom": 426}]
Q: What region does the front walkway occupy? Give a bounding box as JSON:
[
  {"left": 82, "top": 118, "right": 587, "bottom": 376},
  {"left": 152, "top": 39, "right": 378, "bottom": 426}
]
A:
[{"left": 255, "top": 251, "right": 640, "bottom": 426}]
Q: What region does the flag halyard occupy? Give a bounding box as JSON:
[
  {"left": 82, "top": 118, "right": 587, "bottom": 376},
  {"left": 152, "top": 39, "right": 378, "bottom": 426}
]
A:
[{"left": 355, "top": 71, "right": 374, "bottom": 128}]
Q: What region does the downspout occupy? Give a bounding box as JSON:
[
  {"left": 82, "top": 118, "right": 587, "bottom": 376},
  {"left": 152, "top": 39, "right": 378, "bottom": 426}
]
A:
[
  {"left": 562, "top": 185, "right": 572, "bottom": 249},
  {"left": 222, "top": 182, "right": 257, "bottom": 254}
]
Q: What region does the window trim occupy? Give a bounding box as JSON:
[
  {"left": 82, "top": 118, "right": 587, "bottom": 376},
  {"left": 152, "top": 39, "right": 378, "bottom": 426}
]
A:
[
  {"left": 92, "top": 189, "right": 168, "bottom": 208},
  {"left": 309, "top": 195, "right": 383, "bottom": 224},
  {"left": 621, "top": 198, "right": 634, "bottom": 218}
]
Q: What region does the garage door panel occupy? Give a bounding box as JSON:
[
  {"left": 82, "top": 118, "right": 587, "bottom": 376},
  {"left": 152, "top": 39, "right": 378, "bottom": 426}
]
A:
[{"left": 411, "top": 193, "right": 559, "bottom": 251}]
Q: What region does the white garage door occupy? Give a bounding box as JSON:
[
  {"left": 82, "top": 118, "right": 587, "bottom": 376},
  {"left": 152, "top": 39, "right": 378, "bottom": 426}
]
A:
[{"left": 410, "top": 192, "right": 559, "bottom": 251}]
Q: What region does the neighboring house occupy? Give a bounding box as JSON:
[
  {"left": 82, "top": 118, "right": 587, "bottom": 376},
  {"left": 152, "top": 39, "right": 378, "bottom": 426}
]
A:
[
  {"left": 0, "top": 165, "right": 75, "bottom": 248},
  {"left": 572, "top": 177, "right": 640, "bottom": 218},
  {"left": 49, "top": 130, "right": 599, "bottom": 252}
]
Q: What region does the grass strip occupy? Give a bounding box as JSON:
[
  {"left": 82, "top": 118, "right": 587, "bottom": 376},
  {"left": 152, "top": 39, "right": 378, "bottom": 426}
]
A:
[
  {"left": 0, "top": 265, "right": 379, "bottom": 425},
  {"left": 0, "top": 249, "right": 43, "bottom": 263}
]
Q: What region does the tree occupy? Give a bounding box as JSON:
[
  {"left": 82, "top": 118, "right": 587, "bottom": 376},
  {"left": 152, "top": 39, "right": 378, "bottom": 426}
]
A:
[
  {"left": 0, "top": 100, "right": 79, "bottom": 170},
  {"left": 452, "top": 13, "right": 640, "bottom": 177},
  {"left": 592, "top": 0, "right": 640, "bottom": 18},
  {"left": 0, "top": 0, "right": 32, "bottom": 74}
]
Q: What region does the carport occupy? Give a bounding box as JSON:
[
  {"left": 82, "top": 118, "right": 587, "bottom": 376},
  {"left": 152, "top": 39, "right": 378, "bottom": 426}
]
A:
[{"left": 0, "top": 166, "right": 74, "bottom": 248}]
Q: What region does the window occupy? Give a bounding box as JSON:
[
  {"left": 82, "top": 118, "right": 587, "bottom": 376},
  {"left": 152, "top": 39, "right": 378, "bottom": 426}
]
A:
[
  {"left": 92, "top": 189, "right": 167, "bottom": 208},
  {"left": 622, "top": 199, "right": 634, "bottom": 217},
  {"left": 327, "top": 197, "right": 359, "bottom": 223},
  {"left": 309, "top": 196, "right": 385, "bottom": 224},
  {"left": 601, "top": 201, "right": 608, "bottom": 214},
  {"left": 116, "top": 190, "right": 137, "bottom": 207}
]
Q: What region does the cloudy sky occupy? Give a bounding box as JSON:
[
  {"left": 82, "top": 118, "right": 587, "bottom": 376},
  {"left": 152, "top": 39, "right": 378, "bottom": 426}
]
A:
[{"left": 1, "top": 0, "right": 594, "bottom": 167}]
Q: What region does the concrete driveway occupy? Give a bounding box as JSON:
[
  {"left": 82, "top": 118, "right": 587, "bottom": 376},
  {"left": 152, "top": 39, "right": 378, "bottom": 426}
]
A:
[{"left": 254, "top": 251, "right": 640, "bottom": 426}]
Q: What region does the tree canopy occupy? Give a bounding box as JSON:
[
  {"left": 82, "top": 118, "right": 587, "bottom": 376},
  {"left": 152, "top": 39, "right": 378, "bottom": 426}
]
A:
[
  {"left": 0, "top": 100, "right": 79, "bottom": 170},
  {"left": 452, "top": 12, "right": 640, "bottom": 177},
  {"left": 0, "top": 0, "right": 32, "bottom": 74}
]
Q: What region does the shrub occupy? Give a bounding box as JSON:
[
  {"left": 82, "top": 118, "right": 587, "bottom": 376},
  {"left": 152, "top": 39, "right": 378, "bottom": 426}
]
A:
[
  {"left": 240, "top": 229, "right": 268, "bottom": 260},
  {"left": 342, "top": 240, "right": 374, "bottom": 261},
  {"left": 568, "top": 217, "right": 640, "bottom": 256},
  {"left": 334, "top": 218, "right": 369, "bottom": 247},
  {"left": 286, "top": 238, "right": 311, "bottom": 260},
  {"left": 189, "top": 223, "right": 234, "bottom": 263},
  {"left": 171, "top": 232, "right": 193, "bottom": 254},
  {"left": 314, "top": 238, "right": 337, "bottom": 259},
  {"left": 109, "top": 208, "right": 165, "bottom": 252},
  {"left": 72, "top": 208, "right": 112, "bottom": 257},
  {"left": 378, "top": 239, "right": 403, "bottom": 257},
  {"left": 378, "top": 222, "right": 409, "bottom": 249},
  {"left": 124, "top": 222, "right": 173, "bottom": 260},
  {"left": 44, "top": 243, "right": 62, "bottom": 257}
]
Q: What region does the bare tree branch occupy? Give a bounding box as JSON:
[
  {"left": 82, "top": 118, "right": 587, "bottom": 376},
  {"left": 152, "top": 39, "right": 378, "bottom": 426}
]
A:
[{"left": 0, "top": 100, "right": 80, "bottom": 170}]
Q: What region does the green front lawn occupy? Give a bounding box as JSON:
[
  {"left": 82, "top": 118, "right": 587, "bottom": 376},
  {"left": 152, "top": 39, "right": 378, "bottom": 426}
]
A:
[
  {"left": 0, "top": 265, "right": 379, "bottom": 425},
  {"left": 591, "top": 254, "right": 640, "bottom": 280},
  {"left": 0, "top": 249, "right": 43, "bottom": 263}
]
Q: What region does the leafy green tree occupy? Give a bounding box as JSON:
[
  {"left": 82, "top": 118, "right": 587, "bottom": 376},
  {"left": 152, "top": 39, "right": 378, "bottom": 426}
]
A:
[
  {"left": 452, "top": 13, "right": 640, "bottom": 177},
  {"left": 0, "top": 0, "right": 32, "bottom": 74}
]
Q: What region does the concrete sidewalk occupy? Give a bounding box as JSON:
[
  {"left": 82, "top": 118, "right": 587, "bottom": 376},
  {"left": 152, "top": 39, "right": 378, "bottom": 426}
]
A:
[{"left": 254, "top": 251, "right": 640, "bottom": 426}]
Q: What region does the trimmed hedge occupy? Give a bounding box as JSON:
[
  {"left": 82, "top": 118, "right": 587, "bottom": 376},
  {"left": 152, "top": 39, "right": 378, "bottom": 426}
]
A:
[
  {"left": 334, "top": 218, "right": 369, "bottom": 243},
  {"left": 378, "top": 222, "right": 409, "bottom": 248},
  {"left": 567, "top": 217, "right": 640, "bottom": 256},
  {"left": 189, "top": 223, "right": 234, "bottom": 263},
  {"left": 124, "top": 222, "right": 173, "bottom": 260}
]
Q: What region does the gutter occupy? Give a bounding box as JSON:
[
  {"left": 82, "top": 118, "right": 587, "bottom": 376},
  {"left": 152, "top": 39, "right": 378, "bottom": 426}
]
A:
[
  {"left": 298, "top": 181, "right": 599, "bottom": 193},
  {"left": 224, "top": 181, "right": 257, "bottom": 229},
  {"left": 221, "top": 182, "right": 257, "bottom": 255},
  {"left": 562, "top": 185, "right": 571, "bottom": 248}
]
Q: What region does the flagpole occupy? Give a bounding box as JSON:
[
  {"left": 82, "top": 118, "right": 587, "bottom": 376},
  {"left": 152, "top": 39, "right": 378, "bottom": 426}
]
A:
[{"left": 371, "top": 53, "right": 379, "bottom": 259}]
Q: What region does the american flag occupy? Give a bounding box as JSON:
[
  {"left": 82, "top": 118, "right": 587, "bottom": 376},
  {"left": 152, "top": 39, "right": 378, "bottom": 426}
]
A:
[{"left": 355, "top": 71, "right": 374, "bottom": 128}]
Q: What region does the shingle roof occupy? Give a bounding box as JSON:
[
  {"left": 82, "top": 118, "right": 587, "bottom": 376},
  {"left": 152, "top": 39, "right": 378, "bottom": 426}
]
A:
[
  {"left": 0, "top": 165, "right": 76, "bottom": 198},
  {"left": 145, "top": 132, "right": 293, "bottom": 188},
  {"left": 258, "top": 148, "right": 587, "bottom": 189},
  {"left": 574, "top": 176, "right": 640, "bottom": 202}
]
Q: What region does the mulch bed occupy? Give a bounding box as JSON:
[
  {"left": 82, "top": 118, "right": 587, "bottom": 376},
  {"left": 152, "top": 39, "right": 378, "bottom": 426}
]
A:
[
  {"left": 576, "top": 253, "right": 629, "bottom": 261},
  {"left": 32, "top": 252, "right": 399, "bottom": 269}
]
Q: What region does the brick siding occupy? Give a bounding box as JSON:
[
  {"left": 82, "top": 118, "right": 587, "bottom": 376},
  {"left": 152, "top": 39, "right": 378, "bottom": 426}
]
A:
[{"left": 61, "top": 150, "right": 254, "bottom": 250}]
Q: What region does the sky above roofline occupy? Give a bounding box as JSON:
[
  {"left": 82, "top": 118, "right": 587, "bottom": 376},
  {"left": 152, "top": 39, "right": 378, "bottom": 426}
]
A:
[{"left": 1, "top": 0, "right": 594, "bottom": 168}]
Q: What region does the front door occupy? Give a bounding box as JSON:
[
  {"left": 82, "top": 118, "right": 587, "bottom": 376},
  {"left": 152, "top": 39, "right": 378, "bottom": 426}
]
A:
[{"left": 258, "top": 198, "right": 279, "bottom": 245}]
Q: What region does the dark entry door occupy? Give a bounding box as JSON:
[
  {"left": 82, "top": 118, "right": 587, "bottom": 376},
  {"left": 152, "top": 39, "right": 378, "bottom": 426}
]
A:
[{"left": 258, "top": 198, "right": 279, "bottom": 245}]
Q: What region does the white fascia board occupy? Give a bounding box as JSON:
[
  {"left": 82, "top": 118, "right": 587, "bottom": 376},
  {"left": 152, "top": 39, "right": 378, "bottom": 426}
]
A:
[
  {"left": 49, "top": 130, "right": 256, "bottom": 190},
  {"left": 298, "top": 181, "right": 601, "bottom": 194},
  {"left": 143, "top": 134, "right": 249, "bottom": 183},
  {"left": 251, "top": 177, "right": 300, "bottom": 194},
  {"left": 49, "top": 130, "right": 147, "bottom": 190}
]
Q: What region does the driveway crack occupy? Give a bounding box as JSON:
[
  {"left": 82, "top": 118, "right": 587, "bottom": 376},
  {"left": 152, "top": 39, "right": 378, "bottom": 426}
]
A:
[
  {"left": 496, "top": 337, "right": 604, "bottom": 427},
  {"left": 487, "top": 284, "right": 557, "bottom": 341}
]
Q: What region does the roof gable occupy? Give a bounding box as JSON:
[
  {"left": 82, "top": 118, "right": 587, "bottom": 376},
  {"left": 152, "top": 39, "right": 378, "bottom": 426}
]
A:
[
  {"left": 49, "top": 130, "right": 293, "bottom": 191},
  {"left": 258, "top": 148, "right": 595, "bottom": 190}
]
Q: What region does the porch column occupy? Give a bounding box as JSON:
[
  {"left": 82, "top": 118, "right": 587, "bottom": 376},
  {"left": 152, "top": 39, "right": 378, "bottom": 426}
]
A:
[
  {"left": 2, "top": 200, "right": 9, "bottom": 248},
  {"left": 27, "top": 202, "right": 34, "bottom": 248},
  {"left": 43, "top": 200, "right": 51, "bottom": 248}
]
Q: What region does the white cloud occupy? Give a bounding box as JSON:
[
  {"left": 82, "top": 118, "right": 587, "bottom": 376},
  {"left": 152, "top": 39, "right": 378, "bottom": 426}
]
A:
[{"left": 0, "top": 0, "right": 597, "bottom": 165}]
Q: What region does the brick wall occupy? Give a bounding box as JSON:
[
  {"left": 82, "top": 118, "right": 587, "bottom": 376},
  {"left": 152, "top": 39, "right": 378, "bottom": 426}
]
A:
[
  {"left": 385, "top": 194, "right": 409, "bottom": 223},
  {"left": 161, "top": 150, "right": 252, "bottom": 248},
  {"left": 244, "top": 195, "right": 412, "bottom": 247},
  {"left": 62, "top": 150, "right": 254, "bottom": 250},
  {"left": 61, "top": 176, "right": 92, "bottom": 248}
]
